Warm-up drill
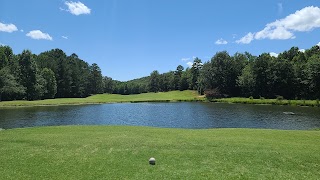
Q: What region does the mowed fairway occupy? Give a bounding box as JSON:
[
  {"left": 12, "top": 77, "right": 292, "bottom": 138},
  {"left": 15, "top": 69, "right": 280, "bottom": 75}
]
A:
[
  {"left": 0, "top": 126, "right": 319, "bottom": 179},
  {"left": 0, "top": 90, "right": 203, "bottom": 107}
]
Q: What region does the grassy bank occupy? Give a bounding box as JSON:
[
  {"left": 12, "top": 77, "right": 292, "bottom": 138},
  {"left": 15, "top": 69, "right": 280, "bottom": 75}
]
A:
[
  {"left": 211, "top": 97, "right": 320, "bottom": 107},
  {"left": 0, "top": 90, "right": 203, "bottom": 107},
  {"left": 1, "top": 90, "right": 319, "bottom": 107},
  {"left": 0, "top": 126, "right": 319, "bottom": 179}
]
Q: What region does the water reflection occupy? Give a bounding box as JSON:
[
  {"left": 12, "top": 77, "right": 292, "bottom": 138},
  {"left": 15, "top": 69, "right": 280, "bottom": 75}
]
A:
[{"left": 0, "top": 102, "right": 319, "bottom": 130}]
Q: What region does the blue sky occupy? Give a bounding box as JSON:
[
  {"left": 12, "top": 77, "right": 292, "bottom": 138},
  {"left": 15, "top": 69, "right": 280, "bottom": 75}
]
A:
[{"left": 1, "top": 0, "right": 320, "bottom": 81}]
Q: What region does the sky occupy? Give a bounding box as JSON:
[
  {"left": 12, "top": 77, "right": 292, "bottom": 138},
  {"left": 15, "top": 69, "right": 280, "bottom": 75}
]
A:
[{"left": 1, "top": 0, "right": 320, "bottom": 81}]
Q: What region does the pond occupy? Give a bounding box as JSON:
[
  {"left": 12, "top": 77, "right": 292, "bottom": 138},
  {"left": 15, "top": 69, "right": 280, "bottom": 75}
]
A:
[{"left": 0, "top": 102, "right": 319, "bottom": 130}]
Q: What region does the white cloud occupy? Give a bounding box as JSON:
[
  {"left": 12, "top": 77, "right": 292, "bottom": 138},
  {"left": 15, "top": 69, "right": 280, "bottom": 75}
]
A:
[
  {"left": 0, "top": 22, "right": 18, "bottom": 33},
  {"left": 215, "top": 38, "right": 228, "bottom": 45},
  {"left": 236, "top": 32, "right": 254, "bottom": 44},
  {"left": 317, "top": 42, "right": 320, "bottom": 47},
  {"left": 237, "top": 6, "right": 320, "bottom": 44},
  {"left": 0, "top": 42, "right": 5, "bottom": 46},
  {"left": 255, "top": 26, "right": 295, "bottom": 40},
  {"left": 269, "top": 52, "right": 279, "bottom": 57},
  {"left": 64, "top": 1, "right": 91, "bottom": 15},
  {"left": 62, "top": 36, "right": 68, "bottom": 39},
  {"left": 186, "top": 62, "right": 193, "bottom": 68},
  {"left": 20, "top": 29, "right": 24, "bottom": 32},
  {"left": 276, "top": 6, "right": 320, "bottom": 32},
  {"left": 181, "top": 58, "right": 190, "bottom": 61},
  {"left": 26, "top": 30, "right": 53, "bottom": 40},
  {"left": 299, "top": 49, "right": 305, "bottom": 53}
]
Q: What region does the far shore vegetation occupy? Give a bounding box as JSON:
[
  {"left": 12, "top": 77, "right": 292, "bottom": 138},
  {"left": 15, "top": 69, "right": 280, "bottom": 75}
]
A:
[
  {"left": 0, "top": 126, "right": 319, "bottom": 179},
  {"left": 1, "top": 45, "right": 320, "bottom": 104},
  {"left": 0, "top": 90, "right": 203, "bottom": 107},
  {"left": 0, "top": 90, "right": 319, "bottom": 107},
  {"left": 211, "top": 97, "right": 320, "bottom": 107}
]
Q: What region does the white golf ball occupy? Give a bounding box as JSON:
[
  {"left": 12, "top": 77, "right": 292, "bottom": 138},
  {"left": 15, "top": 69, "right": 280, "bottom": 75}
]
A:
[{"left": 149, "top": 157, "right": 156, "bottom": 165}]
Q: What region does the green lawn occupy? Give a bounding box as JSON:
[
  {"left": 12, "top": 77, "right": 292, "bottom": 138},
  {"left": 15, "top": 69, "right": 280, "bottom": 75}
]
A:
[
  {"left": 1, "top": 90, "right": 319, "bottom": 108},
  {"left": 0, "top": 126, "right": 319, "bottom": 179},
  {"left": 211, "top": 97, "right": 320, "bottom": 107},
  {"left": 0, "top": 90, "right": 203, "bottom": 107}
]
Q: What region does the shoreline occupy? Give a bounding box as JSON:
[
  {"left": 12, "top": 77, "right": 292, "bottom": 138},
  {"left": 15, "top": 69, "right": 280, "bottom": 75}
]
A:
[
  {"left": 210, "top": 97, "right": 319, "bottom": 107},
  {"left": 0, "top": 90, "right": 319, "bottom": 108},
  {"left": 1, "top": 98, "right": 318, "bottom": 108},
  {"left": 0, "top": 100, "right": 204, "bottom": 108},
  {"left": 0, "top": 90, "right": 204, "bottom": 108}
]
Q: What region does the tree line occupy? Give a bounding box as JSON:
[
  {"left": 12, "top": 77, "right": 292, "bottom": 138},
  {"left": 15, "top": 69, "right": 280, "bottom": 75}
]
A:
[
  {"left": 0, "top": 47, "right": 105, "bottom": 101},
  {"left": 1, "top": 45, "right": 320, "bottom": 101},
  {"left": 106, "top": 45, "right": 320, "bottom": 100}
]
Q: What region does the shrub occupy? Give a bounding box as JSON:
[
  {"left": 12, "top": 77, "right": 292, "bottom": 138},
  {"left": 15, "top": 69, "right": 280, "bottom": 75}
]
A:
[
  {"left": 204, "top": 89, "right": 222, "bottom": 100},
  {"left": 276, "top": 95, "right": 284, "bottom": 101}
]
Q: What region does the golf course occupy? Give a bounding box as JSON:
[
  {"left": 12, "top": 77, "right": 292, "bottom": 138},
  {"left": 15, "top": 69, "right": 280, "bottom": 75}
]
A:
[
  {"left": 2, "top": 0, "right": 320, "bottom": 179},
  {"left": 1, "top": 126, "right": 319, "bottom": 179},
  {"left": 1, "top": 93, "right": 320, "bottom": 179},
  {"left": 0, "top": 90, "right": 203, "bottom": 107},
  {"left": 0, "top": 90, "right": 318, "bottom": 107}
]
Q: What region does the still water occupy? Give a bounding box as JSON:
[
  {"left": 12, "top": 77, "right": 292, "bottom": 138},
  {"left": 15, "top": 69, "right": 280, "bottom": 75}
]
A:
[{"left": 0, "top": 102, "right": 319, "bottom": 130}]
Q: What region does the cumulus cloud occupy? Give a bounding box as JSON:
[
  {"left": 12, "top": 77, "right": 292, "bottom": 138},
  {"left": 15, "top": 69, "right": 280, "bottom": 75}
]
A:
[
  {"left": 255, "top": 26, "right": 295, "bottom": 40},
  {"left": 269, "top": 52, "right": 279, "bottom": 57},
  {"left": 317, "top": 42, "right": 320, "bottom": 47},
  {"left": 237, "top": 6, "right": 320, "bottom": 44},
  {"left": 62, "top": 36, "right": 68, "bottom": 39},
  {"left": 299, "top": 49, "right": 305, "bottom": 53},
  {"left": 26, "top": 30, "right": 53, "bottom": 40},
  {"left": 186, "top": 62, "right": 193, "bottom": 68},
  {"left": 276, "top": 6, "right": 320, "bottom": 32},
  {"left": 215, "top": 38, "right": 228, "bottom": 45},
  {"left": 0, "top": 22, "right": 18, "bottom": 33},
  {"left": 64, "top": 1, "right": 91, "bottom": 15},
  {"left": 236, "top": 32, "right": 254, "bottom": 44}
]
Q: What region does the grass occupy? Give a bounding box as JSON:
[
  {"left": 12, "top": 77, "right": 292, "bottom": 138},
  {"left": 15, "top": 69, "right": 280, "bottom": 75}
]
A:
[
  {"left": 0, "top": 126, "right": 319, "bottom": 179},
  {"left": 1, "top": 90, "right": 319, "bottom": 108},
  {"left": 211, "top": 97, "right": 320, "bottom": 107},
  {"left": 0, "top": 90, "right": 203, "bottom": 107}
]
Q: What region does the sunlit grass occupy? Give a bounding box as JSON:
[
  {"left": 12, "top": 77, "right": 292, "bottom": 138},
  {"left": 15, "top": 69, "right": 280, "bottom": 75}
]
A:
[
  {"left": 211, "top": 97, "right": 319, "bottom": 107},
  {"left": 0, "top": 90, "right": 203, "bottom": 107},
  {"left": 1, "top": 91, "right": 319, "bottom": 107},
  {"left": 0, "top": 126, "right": 319, "bottom": 179}
]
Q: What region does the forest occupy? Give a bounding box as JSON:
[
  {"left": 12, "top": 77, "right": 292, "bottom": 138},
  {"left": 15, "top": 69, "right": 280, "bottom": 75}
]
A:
[{"left": 0, "top": 45, "right": 320, "bottom": 101}]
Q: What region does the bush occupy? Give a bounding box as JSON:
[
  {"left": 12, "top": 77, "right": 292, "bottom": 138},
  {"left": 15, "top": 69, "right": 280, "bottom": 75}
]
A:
[
  {"left": 276, "top": 95, "right": 284, "bottom": 101},
  {"left": 249, "top": 96, "right": 253, "bottom": 100},
  {"left": 204, "top": 89, "right": 222, "bottom": 100}
]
